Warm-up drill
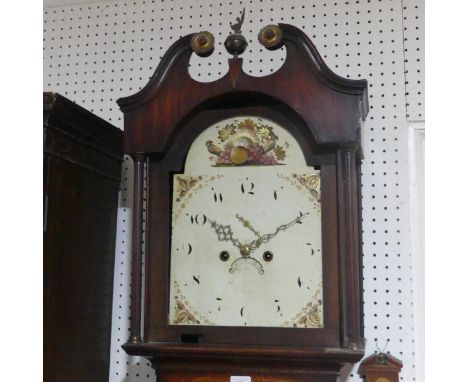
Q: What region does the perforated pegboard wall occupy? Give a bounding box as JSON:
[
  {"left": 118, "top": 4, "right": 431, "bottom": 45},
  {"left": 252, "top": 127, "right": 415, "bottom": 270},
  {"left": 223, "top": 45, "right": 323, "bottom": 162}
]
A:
[
  {"left": 43, "top": 1, "right": 425, "bottom": 381},
  {"left": 402, "top": 0, "right": 425, "bottom": 121}
]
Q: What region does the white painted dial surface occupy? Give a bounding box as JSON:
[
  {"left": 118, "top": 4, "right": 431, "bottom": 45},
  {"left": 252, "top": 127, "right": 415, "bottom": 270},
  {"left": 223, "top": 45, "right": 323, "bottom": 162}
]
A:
[{"left": 168, "top": 116, "right": 323, "bottom": 328}]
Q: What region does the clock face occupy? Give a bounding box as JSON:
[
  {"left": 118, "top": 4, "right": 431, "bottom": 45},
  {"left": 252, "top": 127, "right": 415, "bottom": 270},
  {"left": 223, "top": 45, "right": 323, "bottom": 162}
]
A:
[{"left": 168, "top": 116, "right": 323, "bottom": 328}]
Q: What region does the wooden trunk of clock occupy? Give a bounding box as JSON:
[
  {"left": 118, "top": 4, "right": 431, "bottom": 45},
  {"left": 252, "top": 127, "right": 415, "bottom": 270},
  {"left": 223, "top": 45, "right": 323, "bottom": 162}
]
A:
[
  {"left": 118, "top": 24, "right": 368, "bottom": 381},
  {"left": 43, "top": 93, "right": 123, "bottom": 382},
  {"left": 157, "top": 371, "right": 338, "bottom": 382}
]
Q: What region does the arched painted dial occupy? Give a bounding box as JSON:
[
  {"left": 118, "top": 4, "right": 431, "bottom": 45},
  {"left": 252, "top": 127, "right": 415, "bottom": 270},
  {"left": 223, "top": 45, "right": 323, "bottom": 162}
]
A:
[{"left": 168, "top": 116, "right": 324, "bottom": 328}]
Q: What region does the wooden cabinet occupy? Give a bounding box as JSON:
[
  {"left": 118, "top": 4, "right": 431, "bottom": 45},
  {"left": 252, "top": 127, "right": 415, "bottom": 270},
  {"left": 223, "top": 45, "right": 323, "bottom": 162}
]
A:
[{"left": 43, "top": 92, "right": 123, "bottom": 382}]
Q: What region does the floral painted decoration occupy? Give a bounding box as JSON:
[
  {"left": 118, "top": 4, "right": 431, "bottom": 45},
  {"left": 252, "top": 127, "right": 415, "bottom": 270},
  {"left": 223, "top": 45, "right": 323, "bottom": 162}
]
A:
[
  {"left": 206, "top": 118, "right": 287, "bottom": 166},
  {"left": 280, "top": 286, "right": 323, "bottom": 328},
  {"left": 172, "top": 281, "right": 214, "bottom": 325}
]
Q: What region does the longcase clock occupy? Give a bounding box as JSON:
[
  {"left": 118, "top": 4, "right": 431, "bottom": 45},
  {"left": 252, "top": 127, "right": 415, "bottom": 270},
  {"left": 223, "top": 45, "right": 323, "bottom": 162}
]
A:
[{"left": 118, "top": 19, "right": 368, "bottom": 382}]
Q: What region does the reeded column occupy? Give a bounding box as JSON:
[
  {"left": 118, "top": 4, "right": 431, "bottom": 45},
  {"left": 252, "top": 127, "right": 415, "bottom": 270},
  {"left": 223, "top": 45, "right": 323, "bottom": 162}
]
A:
[
  {"left": 129, "top": 153, "right": 145, "bottom": 343},
  {"left": 337, "top": 148, "right": 364, "bottom": 350}
]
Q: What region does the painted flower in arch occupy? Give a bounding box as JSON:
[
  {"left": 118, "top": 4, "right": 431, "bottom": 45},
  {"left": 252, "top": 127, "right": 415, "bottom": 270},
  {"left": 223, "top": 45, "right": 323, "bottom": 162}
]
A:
[
  {"left": 258, "top": 126, "right": 271, "bottom": 140},
  {"left": 238, "top": 118, "right": 256, "bottom": 130},
  {"left": 218, "top": 124, "right": 236, "bottom": 142},
  {"left": 273, "top": 145, "right": 286, "bottom": 161},
  {"left": 257, "top": 124, "right": 278, "bottom": 142}
]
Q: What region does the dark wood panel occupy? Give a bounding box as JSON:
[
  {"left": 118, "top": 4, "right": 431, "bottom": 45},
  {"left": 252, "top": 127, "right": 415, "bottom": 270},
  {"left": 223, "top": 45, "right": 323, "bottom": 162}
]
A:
[{"left": 43, "top": 93, "right": 123, "bottom": 382}]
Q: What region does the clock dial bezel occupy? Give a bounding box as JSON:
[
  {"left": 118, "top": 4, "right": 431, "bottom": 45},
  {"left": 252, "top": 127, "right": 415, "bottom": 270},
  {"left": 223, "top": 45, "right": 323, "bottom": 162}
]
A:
[{"left": 144, "top": 102, "right": 342, "bottom": 347}]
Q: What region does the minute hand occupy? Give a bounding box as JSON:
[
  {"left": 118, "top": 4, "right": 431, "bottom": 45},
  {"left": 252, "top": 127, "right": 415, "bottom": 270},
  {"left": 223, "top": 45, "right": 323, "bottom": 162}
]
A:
[{"left": 250, "top": 212, "right": 309, "bottom": 250}]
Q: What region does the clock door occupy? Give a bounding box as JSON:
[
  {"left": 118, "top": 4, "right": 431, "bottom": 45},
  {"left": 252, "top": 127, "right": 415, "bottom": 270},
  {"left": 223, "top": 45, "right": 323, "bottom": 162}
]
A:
[{"left": 143, "top": 106, "right": 341, "bottom": 347}]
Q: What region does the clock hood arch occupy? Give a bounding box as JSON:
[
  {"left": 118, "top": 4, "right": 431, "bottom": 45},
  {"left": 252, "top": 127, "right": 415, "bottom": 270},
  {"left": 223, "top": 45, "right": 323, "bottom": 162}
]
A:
[
  {"left": 162, "top": 99, "right": 322, "bottom": 171},
  {"left": 160, "top": 91, "right": 318, "bottom": 171},
  {"left": 117, "top": 24, "right": 368, "bottom": 155}
]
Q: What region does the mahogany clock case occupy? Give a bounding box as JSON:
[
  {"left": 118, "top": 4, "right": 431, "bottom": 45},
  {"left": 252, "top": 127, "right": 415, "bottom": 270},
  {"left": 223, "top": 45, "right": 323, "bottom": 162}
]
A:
[{"left": 118, "top": 23, "right": 368, "bottom": 366}]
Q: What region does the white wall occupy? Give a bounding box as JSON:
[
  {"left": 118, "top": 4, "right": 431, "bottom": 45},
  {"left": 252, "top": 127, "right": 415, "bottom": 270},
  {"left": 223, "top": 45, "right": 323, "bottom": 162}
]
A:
[{"left": 43, "top": 0, "right": 425, "bottom": 381}]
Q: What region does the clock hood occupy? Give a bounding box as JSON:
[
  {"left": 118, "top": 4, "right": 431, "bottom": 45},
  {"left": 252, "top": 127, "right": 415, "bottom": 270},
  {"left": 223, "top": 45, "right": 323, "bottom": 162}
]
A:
[{"left": 117, "top": 24, "right": 368, "bottom": 156}]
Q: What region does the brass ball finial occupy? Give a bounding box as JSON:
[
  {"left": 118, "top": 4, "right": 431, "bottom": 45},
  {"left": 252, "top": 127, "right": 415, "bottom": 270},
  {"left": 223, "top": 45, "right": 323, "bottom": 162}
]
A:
[
  {"left": 224, "top": 33, "right": 248, "bottom": 57},
  {"left": 191, "top": 31, "right": 215, "bottom": 57},
  {"left": 224, "top": 8, "right": 248, "bottom": 57},
  {"left": 258, "top": 25, "right": 283, "bottom": 50}
]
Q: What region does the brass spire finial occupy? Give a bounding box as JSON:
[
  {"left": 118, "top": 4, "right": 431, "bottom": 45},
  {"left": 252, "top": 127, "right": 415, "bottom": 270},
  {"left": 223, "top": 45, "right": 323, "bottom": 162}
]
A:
[{"left": 230, "top": 8, "right": 245, "bottom": 34}]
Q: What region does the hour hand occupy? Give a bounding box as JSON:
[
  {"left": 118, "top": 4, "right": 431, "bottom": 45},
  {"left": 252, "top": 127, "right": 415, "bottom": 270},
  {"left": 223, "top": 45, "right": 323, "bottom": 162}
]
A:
[{"left": 206, "top": 217, "right": 241, "bottom": 249}]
